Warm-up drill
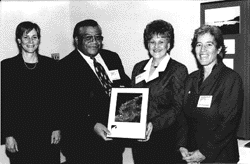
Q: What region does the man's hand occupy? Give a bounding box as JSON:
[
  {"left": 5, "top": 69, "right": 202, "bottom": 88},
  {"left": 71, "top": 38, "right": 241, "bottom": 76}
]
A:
[
  {"left": 51, "top": 130, "right": 61, "bottom": 144},
  {"left": 139, "top": 122, "right": 153, "bottom": 142},
  {"left": 6, "top": 136, "right": 18, "bottom": 153},
  {"left": 94, "top": 123, "right": 112, "bottom": 141},
  {"left": 183, "top": 149, "right": 205, "bottom": 163}
]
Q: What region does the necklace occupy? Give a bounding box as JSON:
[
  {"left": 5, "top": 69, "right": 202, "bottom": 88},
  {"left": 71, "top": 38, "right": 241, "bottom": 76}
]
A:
[
  {"left": 24, "top": 62, "right": 38, "bottom": 70},
  {"left": 22, "top": 53, "right": 38, "bottom": 70},
  {"left": 151, "top": 64, "right": 158, "bottom": 69}
]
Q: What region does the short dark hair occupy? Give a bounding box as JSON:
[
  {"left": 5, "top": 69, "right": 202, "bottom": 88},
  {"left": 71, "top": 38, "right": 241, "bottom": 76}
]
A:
[
  {"left": 15, "top": 21, "right": 41, "bottom": 52},
  {"left": 191, "top": 25, "right": 226, "bottom": 61},
  {"left": 143, "top": 19, "right": 174, "bottom": 54},
  {"left": 73, "top": 19, "right": 102, "bottom": 39}
]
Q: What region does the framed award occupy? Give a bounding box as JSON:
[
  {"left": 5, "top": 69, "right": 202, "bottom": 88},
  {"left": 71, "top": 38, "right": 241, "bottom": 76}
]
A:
[{"left": 107, "top": 88, "right": 149, "bottom": 139}]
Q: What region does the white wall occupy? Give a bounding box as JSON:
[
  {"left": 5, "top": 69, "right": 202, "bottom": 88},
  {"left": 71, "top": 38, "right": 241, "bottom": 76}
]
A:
[
  {"left": 0, "top": 1, "right": 72, "bottom": 62},
  {"left": 1, "top": 0, "right": 215, "bottom": 77},
  {"left": 67, "top": 1, "right": 201, "bottom": 76}
]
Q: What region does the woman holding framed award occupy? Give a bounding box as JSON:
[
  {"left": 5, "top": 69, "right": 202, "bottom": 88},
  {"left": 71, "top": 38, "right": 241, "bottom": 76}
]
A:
[{"left": 131, "top": 19, "right": 188, "bottom": 164}]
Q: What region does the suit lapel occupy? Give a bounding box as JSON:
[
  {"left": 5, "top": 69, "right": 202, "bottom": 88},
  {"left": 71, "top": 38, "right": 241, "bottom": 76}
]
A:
[
  {"left": 99, "top": 50, "right": 111, "bottom": 70},
  {"left": 199, "top": 62, "right": 223, "bottom": 92},
  {"left": 73, "top": 50, "right": 103, "bottom": 88},
  {"left": 99, "top": 50, "right": 123, "bottom": 87},
  {"left": 148, "top": 59, "right": 173, "bottom": 87}
]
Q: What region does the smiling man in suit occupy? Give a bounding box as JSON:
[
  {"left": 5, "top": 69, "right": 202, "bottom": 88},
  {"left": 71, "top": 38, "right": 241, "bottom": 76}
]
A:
[{"left": 59, "top": 19, "right": 131, "bottom": 164}]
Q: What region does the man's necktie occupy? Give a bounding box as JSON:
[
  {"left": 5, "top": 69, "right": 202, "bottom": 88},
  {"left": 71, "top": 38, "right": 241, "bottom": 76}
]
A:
[{"left": 92, "top": 57, "right": 112, "bottom": 96}]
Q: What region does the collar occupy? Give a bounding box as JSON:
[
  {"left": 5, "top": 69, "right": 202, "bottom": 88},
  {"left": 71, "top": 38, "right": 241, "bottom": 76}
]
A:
[
  {"left": 77, "top": 49, "right": 101, "bottom": 63},
  {"left": 143, "top": 54, "right": 170, "bottom": 82},
  {"left": 77, "top": 49, "right": 113, "bottom": 82},
  {"left": 199, "top": 62, "right": 219, "bottom": 79},
  {"left": 144, "top": 54, "right": 170, "bottom": 72}
]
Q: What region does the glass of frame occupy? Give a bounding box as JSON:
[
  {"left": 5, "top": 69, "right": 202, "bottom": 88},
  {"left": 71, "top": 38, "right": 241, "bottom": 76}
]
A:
[{"left": 107, "top": 88, "right": 149, "bottom": 139}]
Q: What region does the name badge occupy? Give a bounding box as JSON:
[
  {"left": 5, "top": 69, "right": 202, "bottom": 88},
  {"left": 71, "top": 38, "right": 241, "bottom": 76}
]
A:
[
  {"left": 109, "top": 70, "right": 120, "bottom": 80},
  {"left": 197, "top": 95, "right": 213, "bottom": 108},
  {"left": 135, "top": 72, "right": 146, "bottom": 84}
]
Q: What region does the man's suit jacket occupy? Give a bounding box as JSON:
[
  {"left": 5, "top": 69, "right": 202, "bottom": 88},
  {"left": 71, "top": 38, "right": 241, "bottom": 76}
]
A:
[{"left": 59, "top": 49, "right": 130, "bottom": 150}]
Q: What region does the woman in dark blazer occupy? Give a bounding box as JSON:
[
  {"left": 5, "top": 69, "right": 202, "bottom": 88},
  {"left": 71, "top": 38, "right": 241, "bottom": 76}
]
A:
[
  {"left": 1, "top": 21, "right": 60, "bottom": 163},
  {"left": 178, "top": 25, "right": 244, "bottom": 163},
  {"left": 131, "top": 19, "right": 188, "bottom": 164}
]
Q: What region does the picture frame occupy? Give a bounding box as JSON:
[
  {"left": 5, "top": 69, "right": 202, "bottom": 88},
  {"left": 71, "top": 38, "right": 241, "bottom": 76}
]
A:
[
  {"left": 201, "top": 1, "right": 242, "bottom": 35},
  {"left": 107, "top": 88, "right": 149, "bottom": 139}
]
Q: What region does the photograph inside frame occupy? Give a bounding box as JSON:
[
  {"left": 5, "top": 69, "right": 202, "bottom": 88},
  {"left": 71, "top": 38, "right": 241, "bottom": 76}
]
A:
[{"left": 107, "top": 88, "right": 149, "bottom": 139}]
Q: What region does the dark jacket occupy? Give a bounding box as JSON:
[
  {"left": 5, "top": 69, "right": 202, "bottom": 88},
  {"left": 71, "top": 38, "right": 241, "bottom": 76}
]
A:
[
  {"left": 1, "top": 54, "right": 59, "bottom": 143},
  {"left": 131, "top": 58, "right": 188, "bottom": 132},
  {"left": 178, "top": 62, "right": 244, "bottom": 163},
  {"left": 1, "top": 54, "right": 60, "bottom": 163},
  {"left": 58, "top": 49, "right": 130, "bottom": 163},
  {"left": 131, "top": 58, "right": 188, "bottom": 164},
  {"left": 59, "top": 49, "right": 130, "bottom": 130}
]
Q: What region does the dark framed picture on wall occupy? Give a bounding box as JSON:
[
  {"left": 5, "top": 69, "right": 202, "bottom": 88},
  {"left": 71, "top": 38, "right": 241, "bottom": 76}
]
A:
[{"left": 201, "top": 0, "right": 242, "bottom": 36}]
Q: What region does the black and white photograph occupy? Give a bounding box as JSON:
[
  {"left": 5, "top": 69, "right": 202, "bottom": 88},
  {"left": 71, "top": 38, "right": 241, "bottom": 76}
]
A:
[
  {"left": 0, "top": 1, "right": 249, "bottom": 164},
  {"left": 115, "top": 93, "right": 142, "bottom": 123},
  {"left": 205, "top": 6, "right": 240, "bottom": 35}
]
